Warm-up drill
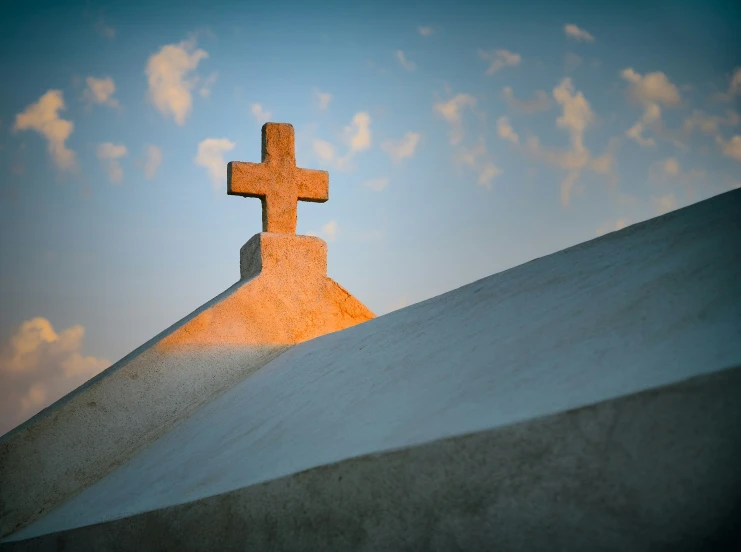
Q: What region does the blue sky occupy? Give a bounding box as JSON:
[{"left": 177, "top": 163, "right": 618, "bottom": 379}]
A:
[{"left": 1, "top": 0, "right": 740, "bottom": 433}]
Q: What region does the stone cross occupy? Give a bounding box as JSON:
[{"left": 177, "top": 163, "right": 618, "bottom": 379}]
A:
[{"left": 227, "top": 123, "right": 329, "bottom": 234}]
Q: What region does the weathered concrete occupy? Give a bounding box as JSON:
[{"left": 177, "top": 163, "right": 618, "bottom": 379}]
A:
[
  {"left": 7, "top": 188, "right": 740, "bottom": 542},
  {"left": 0, "top": 232, "right": 374, "bottom": 539},
  {"left": 4, "top": 365, "right": 740, "bottom": 551},
  {"left": 228, "top": 123, "right": 329, "bottom": 234}
]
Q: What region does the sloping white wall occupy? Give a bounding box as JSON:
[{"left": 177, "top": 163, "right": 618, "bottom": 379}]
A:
[{"left": 9, "top": 188, "right": 741, "bottom": 541}]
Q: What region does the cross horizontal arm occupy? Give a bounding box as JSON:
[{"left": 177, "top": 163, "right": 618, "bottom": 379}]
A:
[
  {"left": 227, "top": 162, "right": 273, "bottom": 197},
  {"left": 296, "top": 168, "right": 329, "bottom": 203}
]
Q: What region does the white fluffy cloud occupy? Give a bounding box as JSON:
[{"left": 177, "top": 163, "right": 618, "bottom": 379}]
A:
[
  {"left": 146, "top": 38, "right": 208, "bottom": 125},
  {"left": 84, "top": 76, "right": 119, "bottom": 108},
  {"left": 0, "top": 317, "right": 110, "bottom": 436},
  {"left": 97, "top": 142, "right": 128, "bottom": 183},
  {"left": 501, "top": 86, "right": 550, "bottom": 114},
  {"left": 381, "top": 132, "right": 421, "bottom": 163},
  {"left": 345, "top": 112, "right": 372, "bottom": 153},
  {"left": 13, "top": 90, "right": 76, "bottom": 171},
  {"left": 143, "top": 145, "right": 162, "bottom": 179},
  {"left": 622, "top": 68, "right": 681, "bottom": 148},
  {"left": 433, "top": 93, "right": 477, "bottom": 145},
  {"left": 396, "top": 50, "right": 416, "bottom": 71},
  {"left": 478, "top": 49, "right": 521, "bottom": 75},
  {"left": 250, "top": 103, "right": 272, "bottom": 124},
  {"left": 554, "top": 77, "right": 594, "bottom": 153},
  {"left": 564, "top": 24, "right": 595, "bottom": 42},
  {"left": 194, "top": 138, "right": 235, "bottom": 189}
]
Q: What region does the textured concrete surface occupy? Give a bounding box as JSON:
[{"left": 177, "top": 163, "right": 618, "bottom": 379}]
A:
[
  {"left": 0, "top": 232, "right": 374, "bottom": 539},
  {"left": 4, "top": 366, "right": 741, "bottom": 551},
  {"left": 7, "top": 188, "right": 740, "bottom": 541},
  {"left": 228, "top": 123, "right": 329, "bottom": 234}
]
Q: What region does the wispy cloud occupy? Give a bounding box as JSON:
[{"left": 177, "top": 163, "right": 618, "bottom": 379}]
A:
[
  {"left": 312, "top": 112, "right": 372, "bottom": 171},
  {"left": 396, "top": 50, "right": 416, "bottom": 71},
  {"left": 496, "top": 116, "right": 519, "bottom": 144},
  {"left": 433, "top": 93, "right": 477, "bottom": 145},
  {"left": 418, "top": 26, "right": 434, "bottom": 36},
  {"left": 97, "top": 142, "right": 128, "bottom": 183},
  {"left": 381, "top": 132, "right": 421, "bottom": 163},
  {"left": 454, "top": 138, "right": 502, "bottom": 189},
  {"left": 94, "top": 17, "right": 115, "bottom": 39},
  {"left": 143, "top": 145, "right": 162, "bottom": 179},
  {"left": 198, "top": 72, "right": 218, "bottom": 98},
  {"left": 314, "top": 90, "right": 332, "bottom": 111},
  {"left": 621, "top": 68, "right": 681, "bottom": 148},
  {"left": 501, "top": 87, "right": 550, "bottom": 114},
  {"left": 718, "top": 135, "right": 741, "bottom": 161},
  {"left": 250, "top": 103, "right": 272, "bottom": 124},
  {"left": 596, "top": 218, "right": 629, "bottom": 237},
  {"left": 84, "top": 76, "right": 119, "bottom": 108},
  {"left": 13, "top": 90, "right": 76, "bottom": 171},
  {"left": 363, "top": 177, "right": 389, "bottom": 191},
  {"left": 194, "top": 138, "right": 235, "bottom": 189},
  {"left": 654, "top": 193, "right": 679, "bottom": 215},
  {"left": 146, "top": 38, "right": 208, "bottom": 125},
  {"left": 478, "top": 49, "right": 521, "bottom": 75},
  {"left": 564, "top": 24, "right": 595, "bottom": 42},
  {"left": 322, "top": 220, "right": 338, "bottom": 241}
]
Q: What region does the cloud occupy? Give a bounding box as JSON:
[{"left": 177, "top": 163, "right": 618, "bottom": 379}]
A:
[
  {"left": 13, "top": 90, "right": 76, "bottom": 171},
  {"left": 433, "top": 93, "right": 477, "bottom": 145},
  {"left": 713, "top": 67, "right": 741, "bottom": 102},
  {"left": 146, "top": 38, "right": 208, "bottom": 125},
  {"left": 198, "top": 72, "right": 218, "bottom": 98},
  {"left": 654, "top": 193, "right": 678, "bottom": 215},
  {"left": 731, "top": 67, "right": 741, "bottom": 96},
  {"left": 313, "top": 139, "right": 336, "bottom": 163},
  {"left": 622, "top": 68, "right": 681, "bottom": 107},
  {"left": 682, "top": 109, "right": 739, "bottom": 138},
  {"left": 84, "top": 76, "right": 119, "bottom": 108},
  {"left": 523, "top": 78, "right": 613, "bottom": 207},
  {"left": 662, "top": 157, "right": 680, "bottom": 176},
  {"left": 418, "top": 26, "right": 434, "bottom": 36},
  {"left": 478, "top": 49, "right": 521, "bottom": 75},
  {"left": 322, "top": 220, "right": 338, "bottom": 241},
  {"left": 719, "top": 135, "right": 741, "bottom": 161},
  {"left": 97, "top": 143, "right": 128, "bottom": 183},
  {"left": 553, "top": 77, "right": 594, "bottom": 153},
  {"left": 454, "top": 138, "right": 502, "bottom": 189},
  {"left": 596, "top": 218, "right": 629, "bottom": 237},
  {"left": 381, "top": 132, "right": 421, "bottom": 163},
  {"left": 344, "top": 112, "right": 372, "bottom": 153},
  {"left": 395, "top": 50, "right": 416, "bottom": 71},
  {"left": 621, "top": 68, "right": 681, "bottom": 148},
  {"left": 496, "top": 116, "right": 519, "bottom": 144},
  {"left": 250, "top": 103, "right": 272, "bottom": 124},
  {"left": 363, "top": 177, "right": 389, "bottom": 191},
  {"left": 194, "top": 138, "right": 235, "bottom": 189},
  {"left": 143, "top": 145, "right": 162, "bottom": 179},
  {"left": 0, "top": 317, "right": 110, "bottom": 436},
  {"left": 501, "top": 87, "right": 550, "bottom": 114},
  {"left": 564, "top": 24, "right": 595, "bottom": 42},
  {"left": 315, "top": 90, "right": 332, "bottom": 110},
  {"left": 94, "top": 17, "right": 115, "bottom": 39}
]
